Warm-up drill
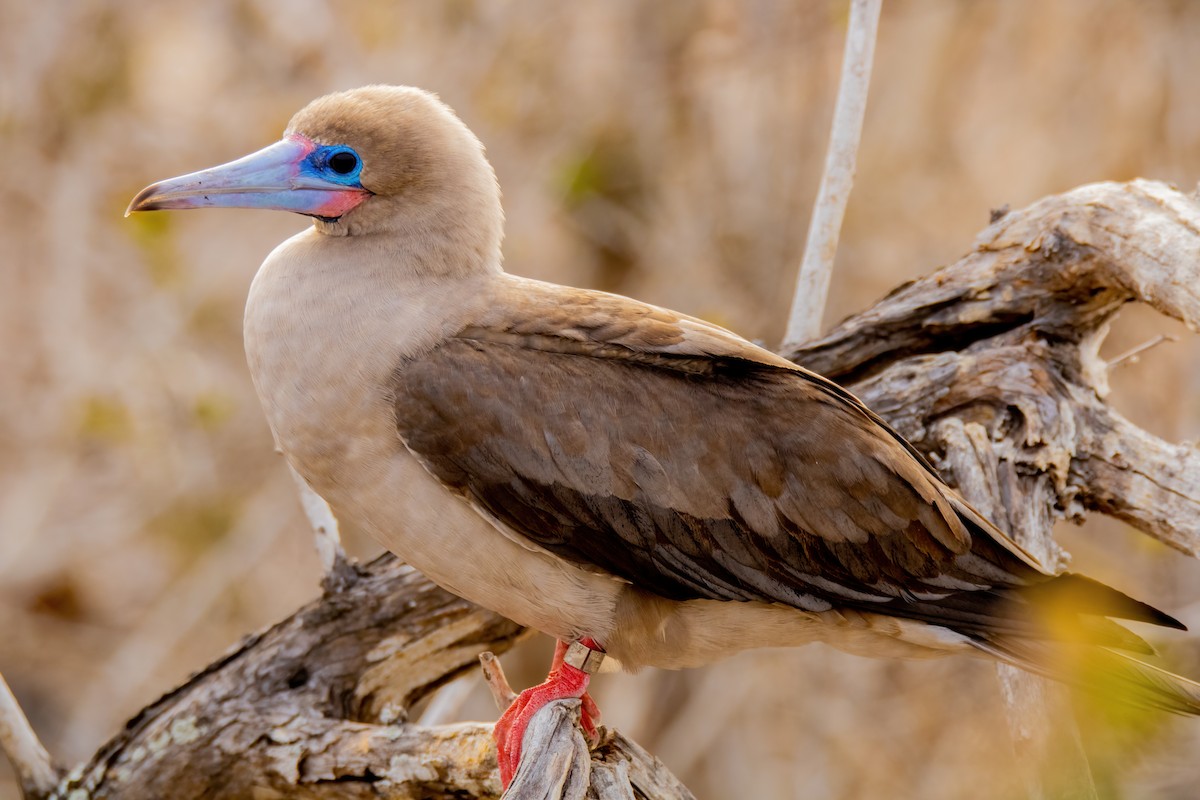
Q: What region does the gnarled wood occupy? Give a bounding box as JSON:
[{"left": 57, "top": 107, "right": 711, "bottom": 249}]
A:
[
  {"left": 792, "top": 180, "right": 1200, "bottom": 560},
  {"left": 55, "top": 558, "right": 524, "bottom": 799},
  {"left": 41, "top": 558, "right": 695, "bottom": 800},
  {"left": 790, "top": 180, "right": 1200, "bottom": 380}
]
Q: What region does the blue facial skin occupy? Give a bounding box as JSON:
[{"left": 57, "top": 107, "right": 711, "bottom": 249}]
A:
[{"left": 305, "top": 145, "right": 366, "bottom": 188}]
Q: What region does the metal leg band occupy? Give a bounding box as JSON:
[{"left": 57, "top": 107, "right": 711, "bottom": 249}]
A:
[{"left": 562, "top": 640, "right": 606, "bottom": 674}]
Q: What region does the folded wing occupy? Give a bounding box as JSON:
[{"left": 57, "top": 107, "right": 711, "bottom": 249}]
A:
[{"left": 390, "top": 282, "right": 1176, "bottom": 641}]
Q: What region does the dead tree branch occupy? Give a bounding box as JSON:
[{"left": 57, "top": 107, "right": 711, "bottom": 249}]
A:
[
  {"left": 38, "top": 558, "right": 693, "bottom": 800},
  {"left": 784, "top": 0, "right": 882, "bottom": 347},
  {"left": 288, "top": 462, "right": 357, "bottom": 593},
  {"left": 53, "top": 558, "right": 523, "bottom": 799},
  {"left": 0, "top": 671, "right": 59, "bottom": 800},
  {"left": 789, "top": 179, "right": 1200, "bottom": 558},
  {"left": 2, "top": 179, "right": 1197, "bottom": 799}
]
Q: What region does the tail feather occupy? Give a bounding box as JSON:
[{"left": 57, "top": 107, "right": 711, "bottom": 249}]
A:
[
  {"left": 973, "top": 636, "right": 1200, "bottom": 716},
  {"left": 1020, "top": 573, "right": 1187, "bottom": 631},
  {"left": 1076, "top": 615, "right": 1156, "bottom": 656},
  {"left": 880, "top": 572, "right": 1180, "bottom": 654}
]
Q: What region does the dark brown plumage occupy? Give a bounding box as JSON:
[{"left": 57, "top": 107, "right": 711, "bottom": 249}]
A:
[{"left": 392, "top": 284, "right": 1182, "bottom": 660}]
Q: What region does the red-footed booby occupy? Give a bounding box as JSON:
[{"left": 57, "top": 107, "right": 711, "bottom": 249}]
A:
[{"left": 128, "top": 85, "right": 1200, "bottom": 786}]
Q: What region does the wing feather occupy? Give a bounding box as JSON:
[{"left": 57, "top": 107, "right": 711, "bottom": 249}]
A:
[
  {"left": 391, "top": 313, "right": 1046, "bottom": 629},
  {"left": 390, "top": 279, "right": 1187, "bottom": 647}
]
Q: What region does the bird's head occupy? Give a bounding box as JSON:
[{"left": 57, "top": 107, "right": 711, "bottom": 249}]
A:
[{"left": 128, "top": 85, "right": 503, "bottom": 265}]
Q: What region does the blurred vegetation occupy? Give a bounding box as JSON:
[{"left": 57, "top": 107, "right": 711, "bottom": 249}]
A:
[{"left": 2, "top": 2, "right": 1199, "bottom": 798}]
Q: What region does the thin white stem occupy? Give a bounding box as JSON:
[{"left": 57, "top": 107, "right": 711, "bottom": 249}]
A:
[
  {"left": 1107, "top": 333, "right": 1177, "bottom": 369},
  {"left": 783, "top": 0, "right": 882, "bottom": 348},
  {"left": 0, "top": 670, "right": 59, "bottom": 799},
  {"left": 480, "top": 651, "right": 518, "bottom": 710},
  {"left": 288, "top": 463, "right": 354, "bottom": 590}
]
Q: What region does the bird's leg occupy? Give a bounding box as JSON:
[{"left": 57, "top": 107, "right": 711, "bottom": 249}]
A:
[
  {"left": 545, "top": 638, "right": 603, "bottom": 739},
  {"left": 493, "top": 637, "right": 605, "bottom": 788}
]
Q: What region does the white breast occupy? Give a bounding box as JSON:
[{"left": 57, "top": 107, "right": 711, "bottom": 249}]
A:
[{"left": 241, "top": 231, "right": 623, "bottom": 641}]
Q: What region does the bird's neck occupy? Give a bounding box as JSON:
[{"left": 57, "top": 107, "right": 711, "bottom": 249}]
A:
[{"left": 314, "top": 184, "right": 504, "bottom": 282}]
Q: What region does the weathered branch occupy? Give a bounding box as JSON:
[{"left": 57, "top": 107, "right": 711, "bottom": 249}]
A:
[
  {"left": 789, "top": 179, "right": 1200, "bottom": 379},
  {"left": 789, "top": 180, "right": 1200, "bottom": 558},
  {"left": 52, "top": 558, "right": 522, "bottom": 799},
  {"left": 0, "top": 671, "right": 59, "bottom": 800},
  {"left": 477, "top": 656, "right": 696, "bottom": 800},
  {"left": 1073, "top": 404, "right": 1200, "bottom": 556},
  {"left": 39, "top": 557, "right": 693, "bottom": 800},
  {"left": 784, "top": 0, "right": 882, "bottom": 347},
  {"left": 288, "top": 462, "right": 357, "bottom": 593},
  {"left": 499, "top": 699, "right": 695, "bottom": 800}
]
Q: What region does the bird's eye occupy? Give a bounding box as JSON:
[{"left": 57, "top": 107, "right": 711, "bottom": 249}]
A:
[{"left": 328, "top": 151, "right": 359, "bottom": 175}]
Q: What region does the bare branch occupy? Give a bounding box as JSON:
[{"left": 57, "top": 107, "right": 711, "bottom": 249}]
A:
[
  {"left": 54, "top": 557, "right": 520, "bottom": 798},
  {"left": 1073, "top": 404, "right": 1200, "bottom": 558},
  {"left": 0, "top": 670, "right": 59, "bottom": 800},
  {"left": 288, "top": 463, "right": 357, "bottom": 593},
  {"left": 38, "top": 553, "right": 696, "bottom": 800},
  {"left": 480, "top": 652, "right": 518, "bottom": 711},
  {"left": 503, "top": 700, "right": 592, "bottom": 800},
  {"left": 1107, "top": 334, "right": 1178, "bottom": 369},
  {"left": 787, "top": 179, "right": 1200, "bottom": 379},
  {"left": 783, "top": 0, "right": 882, "bottom": 348},
  {"left": 783, "top": 179, "right": 1200, "bottom": 799},
  {"left": 784, "top": 182, "right": 1200, "bottom": 559}
]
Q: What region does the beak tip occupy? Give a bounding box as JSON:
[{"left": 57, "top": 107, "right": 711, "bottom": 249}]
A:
[{"left": 126, "top": 184, "right": 159, "bottom": 217}]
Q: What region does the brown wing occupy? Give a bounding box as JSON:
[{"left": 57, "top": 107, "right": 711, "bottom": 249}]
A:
[{"left": 390, "top": 324, "right": 1060, "bottom": 634}]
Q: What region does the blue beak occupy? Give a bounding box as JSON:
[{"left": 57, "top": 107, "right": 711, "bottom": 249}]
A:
[{"left": 126, "top": 135, "right": 370, "bottom": 219}]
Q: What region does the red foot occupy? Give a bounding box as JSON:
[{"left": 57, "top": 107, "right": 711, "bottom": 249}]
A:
[{"left": 494, "top": 639, "right": 603, "bottom": 788}]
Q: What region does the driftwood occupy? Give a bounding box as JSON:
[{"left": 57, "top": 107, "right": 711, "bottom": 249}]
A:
[{"left": 3, "top": 178, "right": 1199, "bottom": 799}]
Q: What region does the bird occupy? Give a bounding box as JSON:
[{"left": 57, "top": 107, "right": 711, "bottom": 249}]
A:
[{"left": 128, "top": 84, "right": 1200, "bottom": 787}]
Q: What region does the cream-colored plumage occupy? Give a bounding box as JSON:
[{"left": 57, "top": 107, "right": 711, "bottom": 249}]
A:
[{"left": 129, "top": 85, "right": 1200, "bottom": 727}]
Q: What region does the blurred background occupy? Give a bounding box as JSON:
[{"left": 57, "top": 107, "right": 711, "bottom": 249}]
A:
[{"left": 2, "top": 1, "right": 1200, "bottom": 798}]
